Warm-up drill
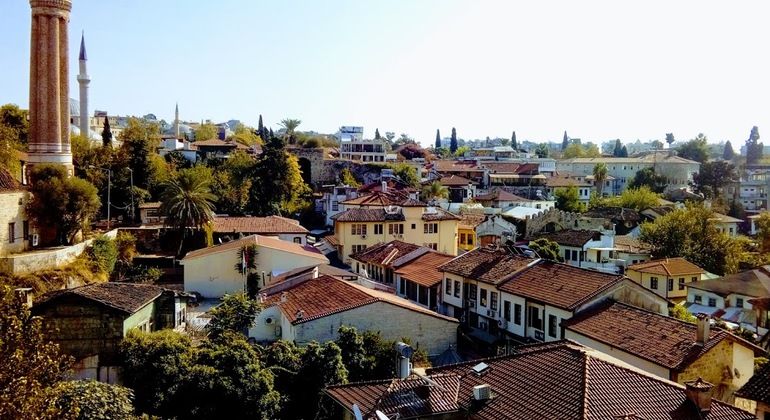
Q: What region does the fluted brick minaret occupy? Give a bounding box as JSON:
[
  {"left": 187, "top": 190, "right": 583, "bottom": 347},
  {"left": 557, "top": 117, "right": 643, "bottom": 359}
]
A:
[
  {"left": 77, "top": 31, "right": 90, "bottom": 141},
  {"left": 28, "top": 0, "right": 74, "bottom": 177}
]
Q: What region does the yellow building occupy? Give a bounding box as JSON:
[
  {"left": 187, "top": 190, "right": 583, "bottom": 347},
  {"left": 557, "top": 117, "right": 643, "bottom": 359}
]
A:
[
  {"left": 457, "top": 213, "right": 484, "bottom": 252},
  {"left": 332, "top": 203, "right": 459, "bottom": 265},
  {"left": 626, "top": 257, "right": 706, "bottom": 302}
]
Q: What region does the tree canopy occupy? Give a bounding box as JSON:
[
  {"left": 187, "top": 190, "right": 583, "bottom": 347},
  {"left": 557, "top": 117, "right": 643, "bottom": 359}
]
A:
[
  {"left": 555, "top": 185, "right": 583, "bottom": 212},
  {"left": 746, "top": 126, "right": 763, "bottom": 165},
  {"left": 529, "top": 238, "right": 563, "bottom": 261},
  {"left": 676, "top": 133, "right": 710, "bottom": 163},
  {"left": 628, "top": 167, "right": 668, "bottom": 193},
  {"left": 450, "top": 128, "right": 458, "bottom": 154},
  {"left": 591, "top": 186, "right": 660, "bottom": 212},
  {"left": 207, "top": 294, "right": 262, "bottom": 339},
  {"left": 692, "top": 161, "right": 738, "bottom": 199},
  {"left": 723, "top": 140, "right": 735, "bottom": 160}
]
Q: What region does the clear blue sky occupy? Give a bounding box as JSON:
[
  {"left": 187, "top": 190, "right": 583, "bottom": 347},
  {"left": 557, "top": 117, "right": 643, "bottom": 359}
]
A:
[{"left": 2, "top": 0, "right": 769, "bottom": 146}]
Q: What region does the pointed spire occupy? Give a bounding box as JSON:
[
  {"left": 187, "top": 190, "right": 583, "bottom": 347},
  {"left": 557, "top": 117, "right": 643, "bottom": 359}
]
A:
[{"left": 79, "top": 30, "right": 87, "bottom": 61}]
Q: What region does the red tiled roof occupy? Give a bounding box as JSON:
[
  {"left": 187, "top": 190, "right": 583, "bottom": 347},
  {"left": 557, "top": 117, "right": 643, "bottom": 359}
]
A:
[
  {"left": 688, "top": 266, "right": 770, "bottom": 297},
  {"left": 34, "top": 283, "right": 166, "bottom": 314},
  {"left": 350, "top": 241, "right": 421, "bottom": 266},
  {"left": 533, "top": 229, "right": 601, "bottom": 247},
  {"left": 212, "top": 215, "right": 308, "bottom": 234},
  {"left": 498, "top": 260, "right": 624, "bottom": 310},
  {"left": 458, "top": 213, "right": 486, "bottom": 229},
  {"left": 0, "top": 168, "right": 22, "bottom": 191},
  {"left": 482, "top": 162, "right": 539, "bottom": 175},
  {"left": 474, "top": 189, "right": 528, "bottom": 202},
  {"left": 326, "top": 341, "right": 755, "bottom": 420},
  {"left": 546, "top": 176, "right": 591, "bottom": 187},
  {"left": 439, "top": 246, "right": 534, "bottom": 285},
  {"left": 628, "top": 257, "right": 705, "bottom": 277},
  {"left": 342, "top": 191, "right": 424, "bottom": 207},
  {"left": 331, "top": 208, "right": 406, "bottom": 223},
  {"left": 263, "top": 275, "right": 457, "bottom": 325},
  {"left": 564, "top": 301, "right": 764, "bottom": 370},
  {"left": 395, "top": 252, "right": 456, "bottom": 288},
  {"left": 736, "top": 361, "right": 770, "bottom": 405},
  {"left": 438, "top": 174, "right": 473, "bottom": 186},
  {"left": 421, "top": 207, "right": 461, "bottom": 221},
  {"left": 181, "top": 234, "right": 327, "bottom": 262},
  {"left": 431, "top": 160, "right": 483, "bottom": 173}
]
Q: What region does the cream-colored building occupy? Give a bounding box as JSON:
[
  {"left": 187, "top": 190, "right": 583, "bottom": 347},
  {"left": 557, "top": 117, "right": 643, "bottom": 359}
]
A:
[
  {"left": 0, "top": 170, "right": 30, "bottom": 256},
  {"left": 565, "top": 302, "right": 762, "bottom": 403},
  {"left": 181, "top": 234, "right": 329, "bottom": 298},
  {"left": 250, "top": 274, "right": 458, "bottom": 356},
  {"left": 331, "top": 202, "right": 459, "bottom": 265},
  {"left": 626, "top": 257, "right": 706, "bottom": 302}
]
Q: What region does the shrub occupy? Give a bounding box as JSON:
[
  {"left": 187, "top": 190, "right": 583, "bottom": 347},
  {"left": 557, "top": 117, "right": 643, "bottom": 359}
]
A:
[{"left": 88, "top": 235, "right": 118, "bottom": 275}]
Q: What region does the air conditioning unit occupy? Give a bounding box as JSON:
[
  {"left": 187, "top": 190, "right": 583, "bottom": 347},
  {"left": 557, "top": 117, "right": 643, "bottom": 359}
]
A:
[
  {"left": 473, "top": 384, "right": 492, "bottom": 401},
  {"left": 31, "top": 234, "right": 39, "bottom": 247},
  {"left": 498, "top": 319, "right": 508, "bottom": 329}
]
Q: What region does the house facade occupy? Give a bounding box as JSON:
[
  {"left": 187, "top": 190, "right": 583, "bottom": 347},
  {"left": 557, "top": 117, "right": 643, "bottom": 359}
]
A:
[
  {"left": 627, "top": 257, "right": 707, "bottom": 301},
  {"left": 212, "top": 215, "right": 309, "bottom": 245},
  {"left": 0, "top": 170, "right": 31, "bottom": 256}
]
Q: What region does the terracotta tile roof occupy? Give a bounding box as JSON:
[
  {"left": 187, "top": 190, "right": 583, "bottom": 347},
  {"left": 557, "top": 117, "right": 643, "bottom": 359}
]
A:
[
  {"left": 0, "top": 168, "right": 22, "bottom": 191},
  {"left": 263, "top": 275, "right": 458, "bottom": 325},
  {"left": 326, "top": 341, "right": 755, "bottom": 420},
  {"left": 546, "top": 176, "right": 591, "bottom": 187},
  {"left": 332, "top": 208, "right": 406, "bottom": 223},
  {"left": 564, "top": 301, "right": 764, "bottom": 370},
  {"left": 628, "top": 257, "right": 705, "bottom": 277},
  {"left": 323, "top": 234, "right": 340, "bottom": 247},
  {"left": 431, "top": 160, "right": 483, "bottom": 173},
  {"left": 341, "top": 191, "right": 424, "bottom": 207},
  {"left": 736, "top": 361, "right": 770, "bottom": 405},
  {"left": 613, "top": 235, "right": 651, "bottom": 254},
  {"left": 212, "top": 215, "right": 308, "bottom": 234},
  {"left": 438, "top": 246, "right": 534, "bottom": 285},
  {"left": 534, "top": 229, "right": 601, "bottom": 247},
  {"left": 181, "top": 234, "right": 328, "bottom": 262},
  {"left": 350, "top": 241, "right": 421, "bottom": 266},
  {"left": 421, "top": 207, "right": 461, "bottom": 221},
  {"left": 499, "top": 260, "right": 624, "bottom": 310},
  {"left": 358, "top": 179, "right": 417, "bottom": 194},
  {"left": 583, "top": 207, "right": 641, "bottom": 223},
  {"left": 688, "top": 265, "right": 770, "bottom": 297},
  {"left": 482, "top": 162, "right": 539, "bottom": 175},
  {"left": 458, "top": 213, "right": 486, "bottom": 229},
  {"left": 438, "top": 174, "right": 473, "bottom": 186},
  {"left": 711, "top": 212, "right": 743, "bottom": 223},
  {"left": 34, "top": 283, "right": 166, "bottom": 315},
  {"left": 395, "top": 251, "right": 455, "bottom": 288},
  {"left": 474, "top": 188, "right": 529, "bottom": 202}
]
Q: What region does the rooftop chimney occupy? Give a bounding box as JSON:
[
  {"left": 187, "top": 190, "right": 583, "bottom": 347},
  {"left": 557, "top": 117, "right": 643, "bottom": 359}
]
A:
[
  {"left": 684, "top": 378, "right": 713, "bottom": 414},
  {"left": 381, "top": 180, "right": 387, "bottom": 193},
  {"left": 696, "top": 313, "right": 710, "bottom": 345},
  {"left": 280, "top": 292, "right": 288, "bottom": 303}
]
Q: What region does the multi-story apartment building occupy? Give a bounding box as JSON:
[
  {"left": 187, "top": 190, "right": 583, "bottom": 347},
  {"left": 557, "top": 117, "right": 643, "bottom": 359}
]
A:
[{"left": 338, "top": 126, "right": 386, "bottom": 162}]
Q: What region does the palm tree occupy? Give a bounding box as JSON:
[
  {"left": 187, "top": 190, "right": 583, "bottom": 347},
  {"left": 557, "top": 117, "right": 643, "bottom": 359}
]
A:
[
  {"left": 160, "top": 168, "right": 217, "bottom": 254},
  {"left": 593, "top": 163, "right": 608, "bottom": 197},
  {"left": 421, "top": 180, "right": 449, "bottom": 203},
  {"left": 279, "top": 118, "right": 302, "bottom": 144}
]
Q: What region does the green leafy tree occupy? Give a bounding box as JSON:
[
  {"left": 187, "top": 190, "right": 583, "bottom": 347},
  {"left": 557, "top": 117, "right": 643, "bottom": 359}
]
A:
[
  {"left": 529, "top": 238, "right": 563, "bottom": 261},
  {"left": 613, "top": 139, "right": 623, "bottom": 157},
  {"left": 88, "top": 235, "right": 118, "bottom": 275},
  {"left": 450, "top": 127, "right": 458, "bottom": 154},
  {"left": 230, "top": 123, "right": 261, "bottom": 146},
  {"left": 453, "top": 145, "right": 471, "bottom": 157},
  {"left": 755, "top": 212, "right": 770, "bottom": 252},
  {"left": 435, "top": 129, "right": 441, "bottom": 149},
  {"left": 676, "top": 133, "right": 710, "bottom": 163},
  {"left": 628, "top": 167, "right": 668, "bottom": 193},
  {"left": 279, "top": 118, "right": 302, "bottom": 144},
  {"left": 692, "top": 161, "right": 737, "bottom": 198},
  {"left": 294, "top": 341, "right": 348, "bottom": 420},
  {"left": 207, "top": 294, "right": 261, "bottom": 339},
  {"left": 665, "top": 133, "right": 675, "bottom": 148},
  {"left": 250, "top": 132, "right": 311, "bottom": 216},
  {"left": 100, "top": 116, "right": 112, "bottom": 148},
  {"left": 50, "top": 380, "right": 135, "bottom": 420},
  {"left": 390, "top": 162, "right": 419, "bottom": 188},
  {"left": 592, "top": 163, "right": 608, "bottom": 197},
  {"left": 194, "top": 123, "right": 218, "bottom": 142},
  {"left": 421, "top": 180, "right": 449, "bottom": 202},
  {"left": 535, "top": 143, "right": 550, "bottom": 158},
  {"left": 746, "top": 126, "right": 763, "bottom": 165},
  {"left": 25, "top": 164, "right": 101, "bottom": 245},
  {"left": 119, "top": 118, "right": 161, "bottom": 191},
  {"left": 639, "top": 203, "right": 742, "bottom": 275},
  {"left": 340, "top": 168, "right": 360, "bottom": 187},
  {"left": 0, "top": 125, "right": 23, "bottom": 175},
  {"left": 555, "top": 185, "right": 583, "bottom": 212},
  {"left": 670, "top": 305, "right": 696, "bottom": 323},
  {"left": 0, "top": 285, "right": 72, "bottom": 420},
  {"left": 562, "top": 131, "right": 569, "bottom": 150},
  {"left": 723, "top": 140, "right": 735, "bottom": 160},
  {"left": 160, "top": 166, "right": 217, "bottom": 254},
  {"left": 0, "top": 103, "right": 29, "bottom": 144},
  {"left": 651, "top": 140, "right": 664, "bottom": 149}
]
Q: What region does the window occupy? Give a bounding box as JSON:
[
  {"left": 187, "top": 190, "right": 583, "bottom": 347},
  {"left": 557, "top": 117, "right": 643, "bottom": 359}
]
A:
[
  {"left": 418, "top": 285, "right": 428, "bottom": 305},
  {"left": 467, "top": 235, "right": 473, "bottom": 245},
  {"left": 351, "top": 224, "right": 367, "bottom": 236},
  {"left": 527, "top": 306, "right": 543, "bottom": 330},
  {"left": 548, "top": 315, "right": 558, "bottom": 338},
  {"left": 293, "top": 237, "right": 302, "bottom": 244},
  {"left": 469, "top": 284, "right": 477, "bottom": 300},
  {"left": 708, "top": 298, "right": 717, "bottom": 307},
  {"left": 504, "top": 301, "right": 511, "bottom": 322},
  {"left": 667, "top": 278, "right": 673, "bottom": 292},
  {"left": 514, "top": 304, "right": 522, "bottom": 325},
  {"left": 424, "top": 223, "right": 438, "bottom": 234},
  {"left": 352, "top": 244, "right": 366, "bottom": 254},
  {"left": 332, "top": 201, "right": 339, "bottom": 211},
  {"left": 7, "top": 223, "right": 14, "bottom": 244},
  {"left": 480, "top": 289, "right": 488, "bottom": 307},
  {"left": 460, "top": 233, "right": 466, "bottom": 244},
  {"left": 453, "top": 281, "right": 460, "bottom": 298},
  {"left": 388, "top": 224, "right": 404, "bottom": 235},
  {"left": 445, "top": 278, "right": 452, "bottom": 295},
  {"left": 411, "top": 223, "right": 416, "bottom": 230},
  {"left": 423, "top": 243, "right": 438, "bottom": 250},
  {"left": 694, "top": 294, "right": 702, "bottom": 304},
  {"left": 22, "top": 221, "right": 29, "bottom": 240},
  {"left": 691, "top": 276, "right": 698, "bottom": 283},
  {"left": 679, "top": 277, "right": 685, "bottom": 290},
  {"left": 374, "top": 224, "right": 383, "bottom": 235},
  {"left": 490, "top": 292, "right": 498, "bottom": 311},
  {"left": 650, "top": 277, "right": 658, "bottom": 290},
  {"left": 737, "top": 298, "right": 744, "bottom": 308}
]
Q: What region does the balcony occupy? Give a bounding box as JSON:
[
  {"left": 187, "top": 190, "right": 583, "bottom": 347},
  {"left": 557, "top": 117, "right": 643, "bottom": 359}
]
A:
[{"left": 581, "top": 259, "right": 624, "bottom": 274}]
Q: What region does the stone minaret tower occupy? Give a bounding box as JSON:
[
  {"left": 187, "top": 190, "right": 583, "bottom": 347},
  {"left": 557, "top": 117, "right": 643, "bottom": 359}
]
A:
[
  {"left": 77, "top": 31, "right": 90, "bottom": 140},
  {"left": 174, "top": 103, "right": 180, "bottom": 138},
  {"left": 28, "top": 0, "right": 74, "bottom": 176}
]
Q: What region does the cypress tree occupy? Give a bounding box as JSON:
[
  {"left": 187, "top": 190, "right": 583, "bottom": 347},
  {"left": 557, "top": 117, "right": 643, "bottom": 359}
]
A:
[
  {"left": 101, "top": 116, "right": 112, "bottom": 148},
  {"left": 746, "top": 126, "right": 762, "bottom": 164},
  {"left": 620, "top": 145, "right": 629, "bottom": 157},
  {"left": 257, "top": 114, "right": 264, "bottom": 133},
  {"left": 375, "top": 128, "right": 381, "bottom": 140},
  {"left": 511, "top": 131, "right": 518, "bottom": 150},
  {"left": 723, "top": 141, "right": 735, "bottom": 160},
  {"left": 613, "top": 139, "right": 623, "bottom": 157},
  {"left": 450, "top": 128, "right": 458, "bottom": 154},
  {"left": 562, "top": 131, "right": 569, "bottom": 150},
  {"left": 435, "top": 129, "right": 441, "bottom": 149}
]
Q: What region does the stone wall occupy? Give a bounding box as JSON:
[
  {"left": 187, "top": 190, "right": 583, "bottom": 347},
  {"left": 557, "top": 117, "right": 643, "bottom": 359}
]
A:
[
  {"left": 287, "top": 147, "right": 386, "bottom": 188},
  {"left": 676, "top": 339, "right": 739, "bottom": 402},
  {"left": 0, "top": 228, "right": 117, "bottom": 274}
]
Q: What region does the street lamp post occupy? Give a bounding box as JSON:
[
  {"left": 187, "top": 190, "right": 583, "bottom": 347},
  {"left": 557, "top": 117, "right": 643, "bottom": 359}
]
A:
[
  {"left": 127, "top": 168, "right": 135, "bottom": 222},
  {"left": 89, "top": 165, "right": 111, "bottom": 230}
]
